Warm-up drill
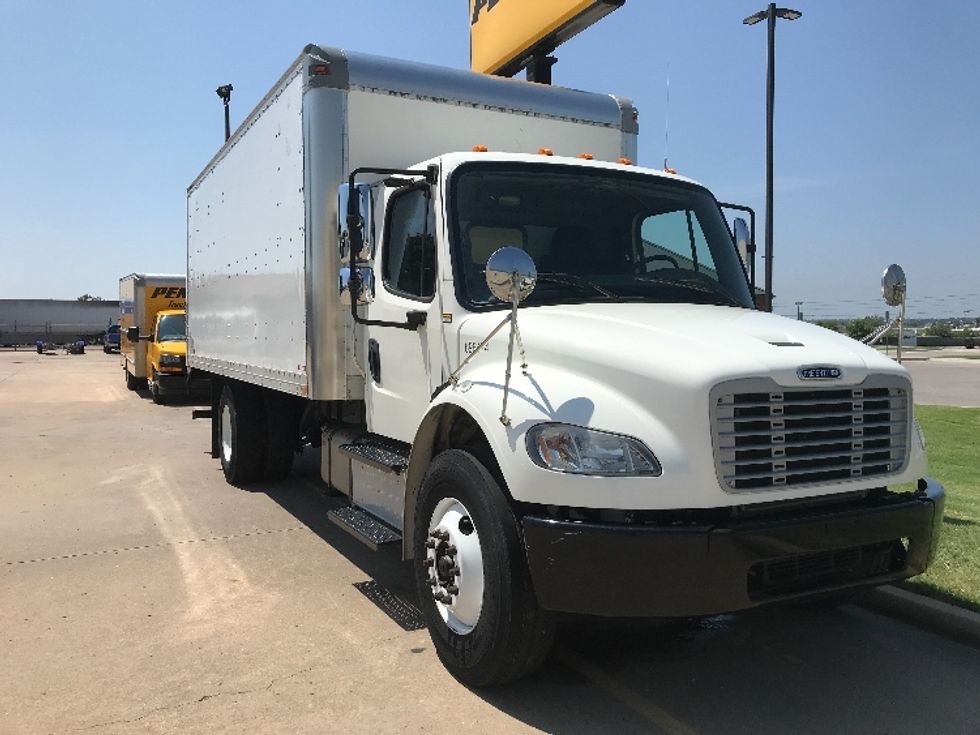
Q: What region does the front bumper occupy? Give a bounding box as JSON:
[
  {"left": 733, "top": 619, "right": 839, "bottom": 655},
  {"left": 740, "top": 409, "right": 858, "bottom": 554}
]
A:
[
  {"left": 155, "top": 371, "right": 209, "bottom": 395},
  {"left": 522, "top": 478, "right": 944, "bottom": 617}
]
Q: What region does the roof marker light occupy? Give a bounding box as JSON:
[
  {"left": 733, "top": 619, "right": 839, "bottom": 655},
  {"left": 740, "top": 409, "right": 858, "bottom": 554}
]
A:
[
  {"left": 663, "top": 166, "right": 677, "bottom": 174},
  {"left": 538, "top": 147, "right": 554, "bottom": 156},
  {"left": 617, "top": 157, "right": 634, "bottom": 165},
  {"left": 472, "top": 144, "right": 488, "bottom": 152},
  {"left": 578, "top": 152, "right": 595, "bottom": 160}
]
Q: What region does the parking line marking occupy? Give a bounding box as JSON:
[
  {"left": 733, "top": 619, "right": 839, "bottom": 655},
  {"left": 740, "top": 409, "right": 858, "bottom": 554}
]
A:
[{"left": 554, "top": 644, "right": 701, "bottom": 735}]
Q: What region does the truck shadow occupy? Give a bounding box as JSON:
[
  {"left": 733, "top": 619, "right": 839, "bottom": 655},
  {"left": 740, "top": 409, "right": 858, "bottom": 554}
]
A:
[{"left": 257, "top": 452, "right": 980, "bottom": 735}]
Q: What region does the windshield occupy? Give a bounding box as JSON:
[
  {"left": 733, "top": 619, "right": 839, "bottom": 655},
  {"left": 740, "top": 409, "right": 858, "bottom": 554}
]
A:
[
  {"left": 450, "top": 163, "right": 754, "bottom": 310},
  {"left": 156, "top": 314, "right": 186, "bottom": 342}
]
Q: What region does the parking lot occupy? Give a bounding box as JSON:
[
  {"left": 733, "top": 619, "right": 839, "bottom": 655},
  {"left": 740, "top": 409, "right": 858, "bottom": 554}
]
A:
[{"left": 2, "top": 350, "right": 979, "bottom": 735}]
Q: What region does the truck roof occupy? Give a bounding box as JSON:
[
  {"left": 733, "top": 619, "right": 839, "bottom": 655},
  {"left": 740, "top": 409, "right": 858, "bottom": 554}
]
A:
[
  {"left": 119, "top": 273, "right": 185, "bottom": 282},
  {"left": 421, "top": 151, "right": 704, "bottom": 188},
  {"left": 190, "top": 45, "right": 638, "bottom": 193}
]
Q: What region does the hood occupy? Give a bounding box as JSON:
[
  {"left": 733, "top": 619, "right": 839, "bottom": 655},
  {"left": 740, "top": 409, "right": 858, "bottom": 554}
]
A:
[
  {"left": 158, "top": 339, "right": 187, "bottom": 356},
  {"left": 456, "top": 303, "right": 904, "bottom": 390}
]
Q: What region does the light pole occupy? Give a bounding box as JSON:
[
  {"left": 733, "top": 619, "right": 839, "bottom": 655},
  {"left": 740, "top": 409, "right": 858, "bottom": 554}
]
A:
[
  {"left": 795, "top": 301, "right": 803, "bottom": 320},
  {"left": 744, "top": 4, "right": 801, "bottom": 312},
  {"left": 216, "top": 84, "right": 233, "bottom": 142}
]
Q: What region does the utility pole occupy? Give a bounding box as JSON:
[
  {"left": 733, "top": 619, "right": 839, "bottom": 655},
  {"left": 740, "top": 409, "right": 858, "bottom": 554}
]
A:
[{"left": 795, "top": 301, "right": 803, "bottom": 320}]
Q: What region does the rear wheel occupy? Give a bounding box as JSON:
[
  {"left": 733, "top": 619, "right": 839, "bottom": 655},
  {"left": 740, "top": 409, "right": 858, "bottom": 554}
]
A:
[
  {"left": 262, "top": 392, "right": 297, "bottom": 481},
  {"left": 124, "top": 365, "right": 140, "bottom": 391},
  {"left": 414, "top": 449, "right": 555, "bottom": 687},
  {"left": 218, "top": 384, "right": 266, "bottom": 485}
]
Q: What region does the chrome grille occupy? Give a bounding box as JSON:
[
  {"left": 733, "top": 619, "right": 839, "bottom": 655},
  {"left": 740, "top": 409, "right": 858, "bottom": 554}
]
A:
[{"left": 711, "top": 376, "right": 910, "bottom": 492}]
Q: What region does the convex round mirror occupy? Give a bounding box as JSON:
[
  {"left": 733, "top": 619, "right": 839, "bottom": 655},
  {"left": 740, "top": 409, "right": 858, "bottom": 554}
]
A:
[
  {"left": 881, "top": 264, "right": 907, "bottom": 307},
  {"left": 485, "top": 247, "right": 537, "bottom": 303}
]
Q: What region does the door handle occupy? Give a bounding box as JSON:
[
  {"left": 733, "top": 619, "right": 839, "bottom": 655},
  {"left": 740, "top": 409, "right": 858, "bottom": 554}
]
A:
[{"left": 368, "top": 339, "right": 381, "bottom": 383}]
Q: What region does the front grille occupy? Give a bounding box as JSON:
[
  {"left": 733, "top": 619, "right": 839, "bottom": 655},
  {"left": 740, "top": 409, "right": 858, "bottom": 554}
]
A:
[
  {"left": 712, "top": 376, "right": 910, "bottom": 492},
  {"left": 747, "top": 538, "right": 907, "bottom": 600}
]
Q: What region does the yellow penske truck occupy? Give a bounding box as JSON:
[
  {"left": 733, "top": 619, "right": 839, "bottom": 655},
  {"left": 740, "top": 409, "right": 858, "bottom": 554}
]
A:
[{"left": 119, "top": 273, "right": 194, "bottom": 403}]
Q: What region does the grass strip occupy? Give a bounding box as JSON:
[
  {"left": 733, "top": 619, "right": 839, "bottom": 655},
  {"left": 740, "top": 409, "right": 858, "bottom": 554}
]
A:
[{"left": 901, "top": 405, "right": 980, "bottom": 613}]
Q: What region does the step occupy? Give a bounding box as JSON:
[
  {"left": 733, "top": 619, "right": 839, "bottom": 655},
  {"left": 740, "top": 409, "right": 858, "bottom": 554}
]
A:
[
  {"left": 327, "top": 506, "right": 402, "bottom": 551},
  {"left": 339, "top": 439, "right": 410, "bottom": 475}
]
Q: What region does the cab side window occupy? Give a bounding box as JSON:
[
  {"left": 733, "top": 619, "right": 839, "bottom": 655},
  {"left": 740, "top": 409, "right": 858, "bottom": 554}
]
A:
[{"left": 383, "top": 188, "right": 436, "bottom": 300}]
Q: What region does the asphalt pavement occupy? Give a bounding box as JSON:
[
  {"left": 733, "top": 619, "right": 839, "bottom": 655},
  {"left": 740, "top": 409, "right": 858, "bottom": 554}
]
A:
[
  {"left": 1, "top": 351, "right": 979, "bottom": 735},
  {"left": 903, "top": 353, "right": 980, "bottom": 407}
]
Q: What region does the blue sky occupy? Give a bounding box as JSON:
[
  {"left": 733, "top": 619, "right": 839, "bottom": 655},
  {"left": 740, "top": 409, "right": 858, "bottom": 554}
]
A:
[{"left": 1, "top": 1, "right": 977, "bottom": 319}]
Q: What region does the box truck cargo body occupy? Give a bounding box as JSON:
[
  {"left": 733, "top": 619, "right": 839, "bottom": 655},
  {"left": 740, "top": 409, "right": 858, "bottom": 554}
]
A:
[
  {"left": 187, "top": 46, "right": 635, "bottom": 400},
  {"left": 187, "top": 46, "right": 943, "bottom": 686}
]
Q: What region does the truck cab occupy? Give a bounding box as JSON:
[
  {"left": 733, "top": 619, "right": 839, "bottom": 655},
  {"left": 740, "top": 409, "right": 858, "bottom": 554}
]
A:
[
  {"left": 146, "top": 309, "right": 188, "bottom": 404},
  {"left": 103, "top": 323, "right": 121, "bottom": 354}
]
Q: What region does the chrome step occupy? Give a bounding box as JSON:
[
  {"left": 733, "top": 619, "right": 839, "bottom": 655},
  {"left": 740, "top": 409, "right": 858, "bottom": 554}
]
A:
[
  {"left": 339, "top": 439, "right": 410, "bottom": 475},
  {"left": 327, "top": 506, "right": 402, "bottom": 551}
]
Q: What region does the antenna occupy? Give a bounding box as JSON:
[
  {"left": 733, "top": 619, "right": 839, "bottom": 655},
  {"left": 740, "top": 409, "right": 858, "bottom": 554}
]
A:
[{"left": 663, "top": 62, "right": 670, "bottom": 170}]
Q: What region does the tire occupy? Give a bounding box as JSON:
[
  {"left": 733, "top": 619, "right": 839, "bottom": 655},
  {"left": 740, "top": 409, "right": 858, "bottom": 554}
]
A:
[
  {"left": 262, "top": 392, "right": 296, "bottom": 481},
  {"left": 150, "top": 371, "right": 166, "bottom": 405},
  {"left": 414, "top": 449, "right": 555, "bottom": 687},
  {"left": 125, "top": 366, "right": 140, "bottom": 391},
  {"left": 218, "top": 384, "right": 266, "bottom": 485}
]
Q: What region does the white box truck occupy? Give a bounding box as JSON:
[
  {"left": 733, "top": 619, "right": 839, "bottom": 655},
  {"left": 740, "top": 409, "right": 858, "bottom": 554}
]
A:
[{"left": 187, "top": 45, "right": 944, "bottom": 686}]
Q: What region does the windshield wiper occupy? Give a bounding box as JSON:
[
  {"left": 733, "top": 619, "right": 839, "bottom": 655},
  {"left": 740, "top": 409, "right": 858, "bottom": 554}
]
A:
[
  {"left": 536, "top": 272, "right": 622, "bottom": 300},
  {"left": 633, "top": 275, "right": 744, "bottom": 308}
]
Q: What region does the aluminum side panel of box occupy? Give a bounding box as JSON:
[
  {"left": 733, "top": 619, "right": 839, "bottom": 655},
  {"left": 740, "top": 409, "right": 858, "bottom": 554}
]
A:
[{"left": 187, "top": 70, "right": 309, "bottom": 393}]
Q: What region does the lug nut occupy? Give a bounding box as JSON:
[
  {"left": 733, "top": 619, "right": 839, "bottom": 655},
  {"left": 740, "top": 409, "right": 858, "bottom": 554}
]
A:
[
  {"left": 445, "top": 545, "right": 457, "bottom": 555},
  {"left": 445, "top": 585, "right": 459, "bottom": 595},
  {"left": 423, "top": 558, "right": 434, "bottom": 568},
  {"left": 432, "top": 529, "right": 450, "bottom": 541},
  {"left": 425, "top": 539, "right": 437, "bottom": 549}
]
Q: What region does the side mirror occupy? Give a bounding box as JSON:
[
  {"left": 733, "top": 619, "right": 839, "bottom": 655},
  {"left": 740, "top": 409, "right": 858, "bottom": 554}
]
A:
[
  {"left": 337, "top": 183, "right": 374, "bottom": 262},
  {"left": 733, "top": 217, "right": 751, "bottom": 271},
  {"left": 881, "top": 263, "right": 907, "bottom": 307},
  {"left": 126, "top": 326, "right": 139, "bottom": 342},
  {"left": 339, "top": 266, "right": 375, "bottom": 305},
  {"left": 485, "top": 247, "right": 537, "bottom": 303}
]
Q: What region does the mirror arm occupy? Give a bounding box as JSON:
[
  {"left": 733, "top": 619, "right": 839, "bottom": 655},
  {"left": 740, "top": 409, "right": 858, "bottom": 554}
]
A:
[{"left": 346, "top": 165, "right": 438, "bottom": 331}]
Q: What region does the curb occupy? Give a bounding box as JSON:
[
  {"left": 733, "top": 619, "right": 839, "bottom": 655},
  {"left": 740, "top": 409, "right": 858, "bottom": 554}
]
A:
[{"left": 857, "top": 585, "right": 980, "bottom": 650}]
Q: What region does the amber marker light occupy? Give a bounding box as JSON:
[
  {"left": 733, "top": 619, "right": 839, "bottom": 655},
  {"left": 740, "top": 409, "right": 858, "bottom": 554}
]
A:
[
  {"left": 472, "top": 144, "right": 489, "bottom": 152},
  {"left": 617, "top": 157, "right": 634, "bottom": 165},
  {"left": 577, "top": 152, "right": 594, "bottom": 160}
]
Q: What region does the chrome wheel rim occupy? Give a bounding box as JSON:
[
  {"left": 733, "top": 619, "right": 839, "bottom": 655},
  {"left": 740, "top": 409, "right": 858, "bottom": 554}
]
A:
[
  {"left": 220, "top": 402, "right": 233, "bottom": 464},
  {"left": 426, "top": 497, "right": 484, "bottom": 634}
]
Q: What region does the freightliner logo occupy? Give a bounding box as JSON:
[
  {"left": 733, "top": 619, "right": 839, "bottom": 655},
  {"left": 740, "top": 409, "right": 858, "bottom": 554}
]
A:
[{"left": 797, "top": 366, "right": 842, "bottom": 380}]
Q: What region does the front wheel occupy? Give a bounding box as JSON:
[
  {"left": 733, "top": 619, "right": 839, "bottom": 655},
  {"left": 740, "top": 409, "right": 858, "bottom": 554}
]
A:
[
  {"left": 414, "top": 449, "right": 554, "bottom": 687},
  {"left": 218, "top": 384, "right": 266, "bottom": 485},
  {"left": 149, "top": 371, "right": 166, "bottom": 405}
]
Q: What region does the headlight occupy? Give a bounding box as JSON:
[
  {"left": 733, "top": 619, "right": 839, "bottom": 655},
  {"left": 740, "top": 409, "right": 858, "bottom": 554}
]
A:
[
  {"left": 526, "top": 423, "right": 662, "bottom": 476},
  {"left": 159, "top": 353, "right": 183, "bottom": 366}
]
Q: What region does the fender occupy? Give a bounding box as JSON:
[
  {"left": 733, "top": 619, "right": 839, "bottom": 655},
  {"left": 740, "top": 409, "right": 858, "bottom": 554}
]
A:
[{"left": 402, "top": 360, "right": 685, "bottom": 557}]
